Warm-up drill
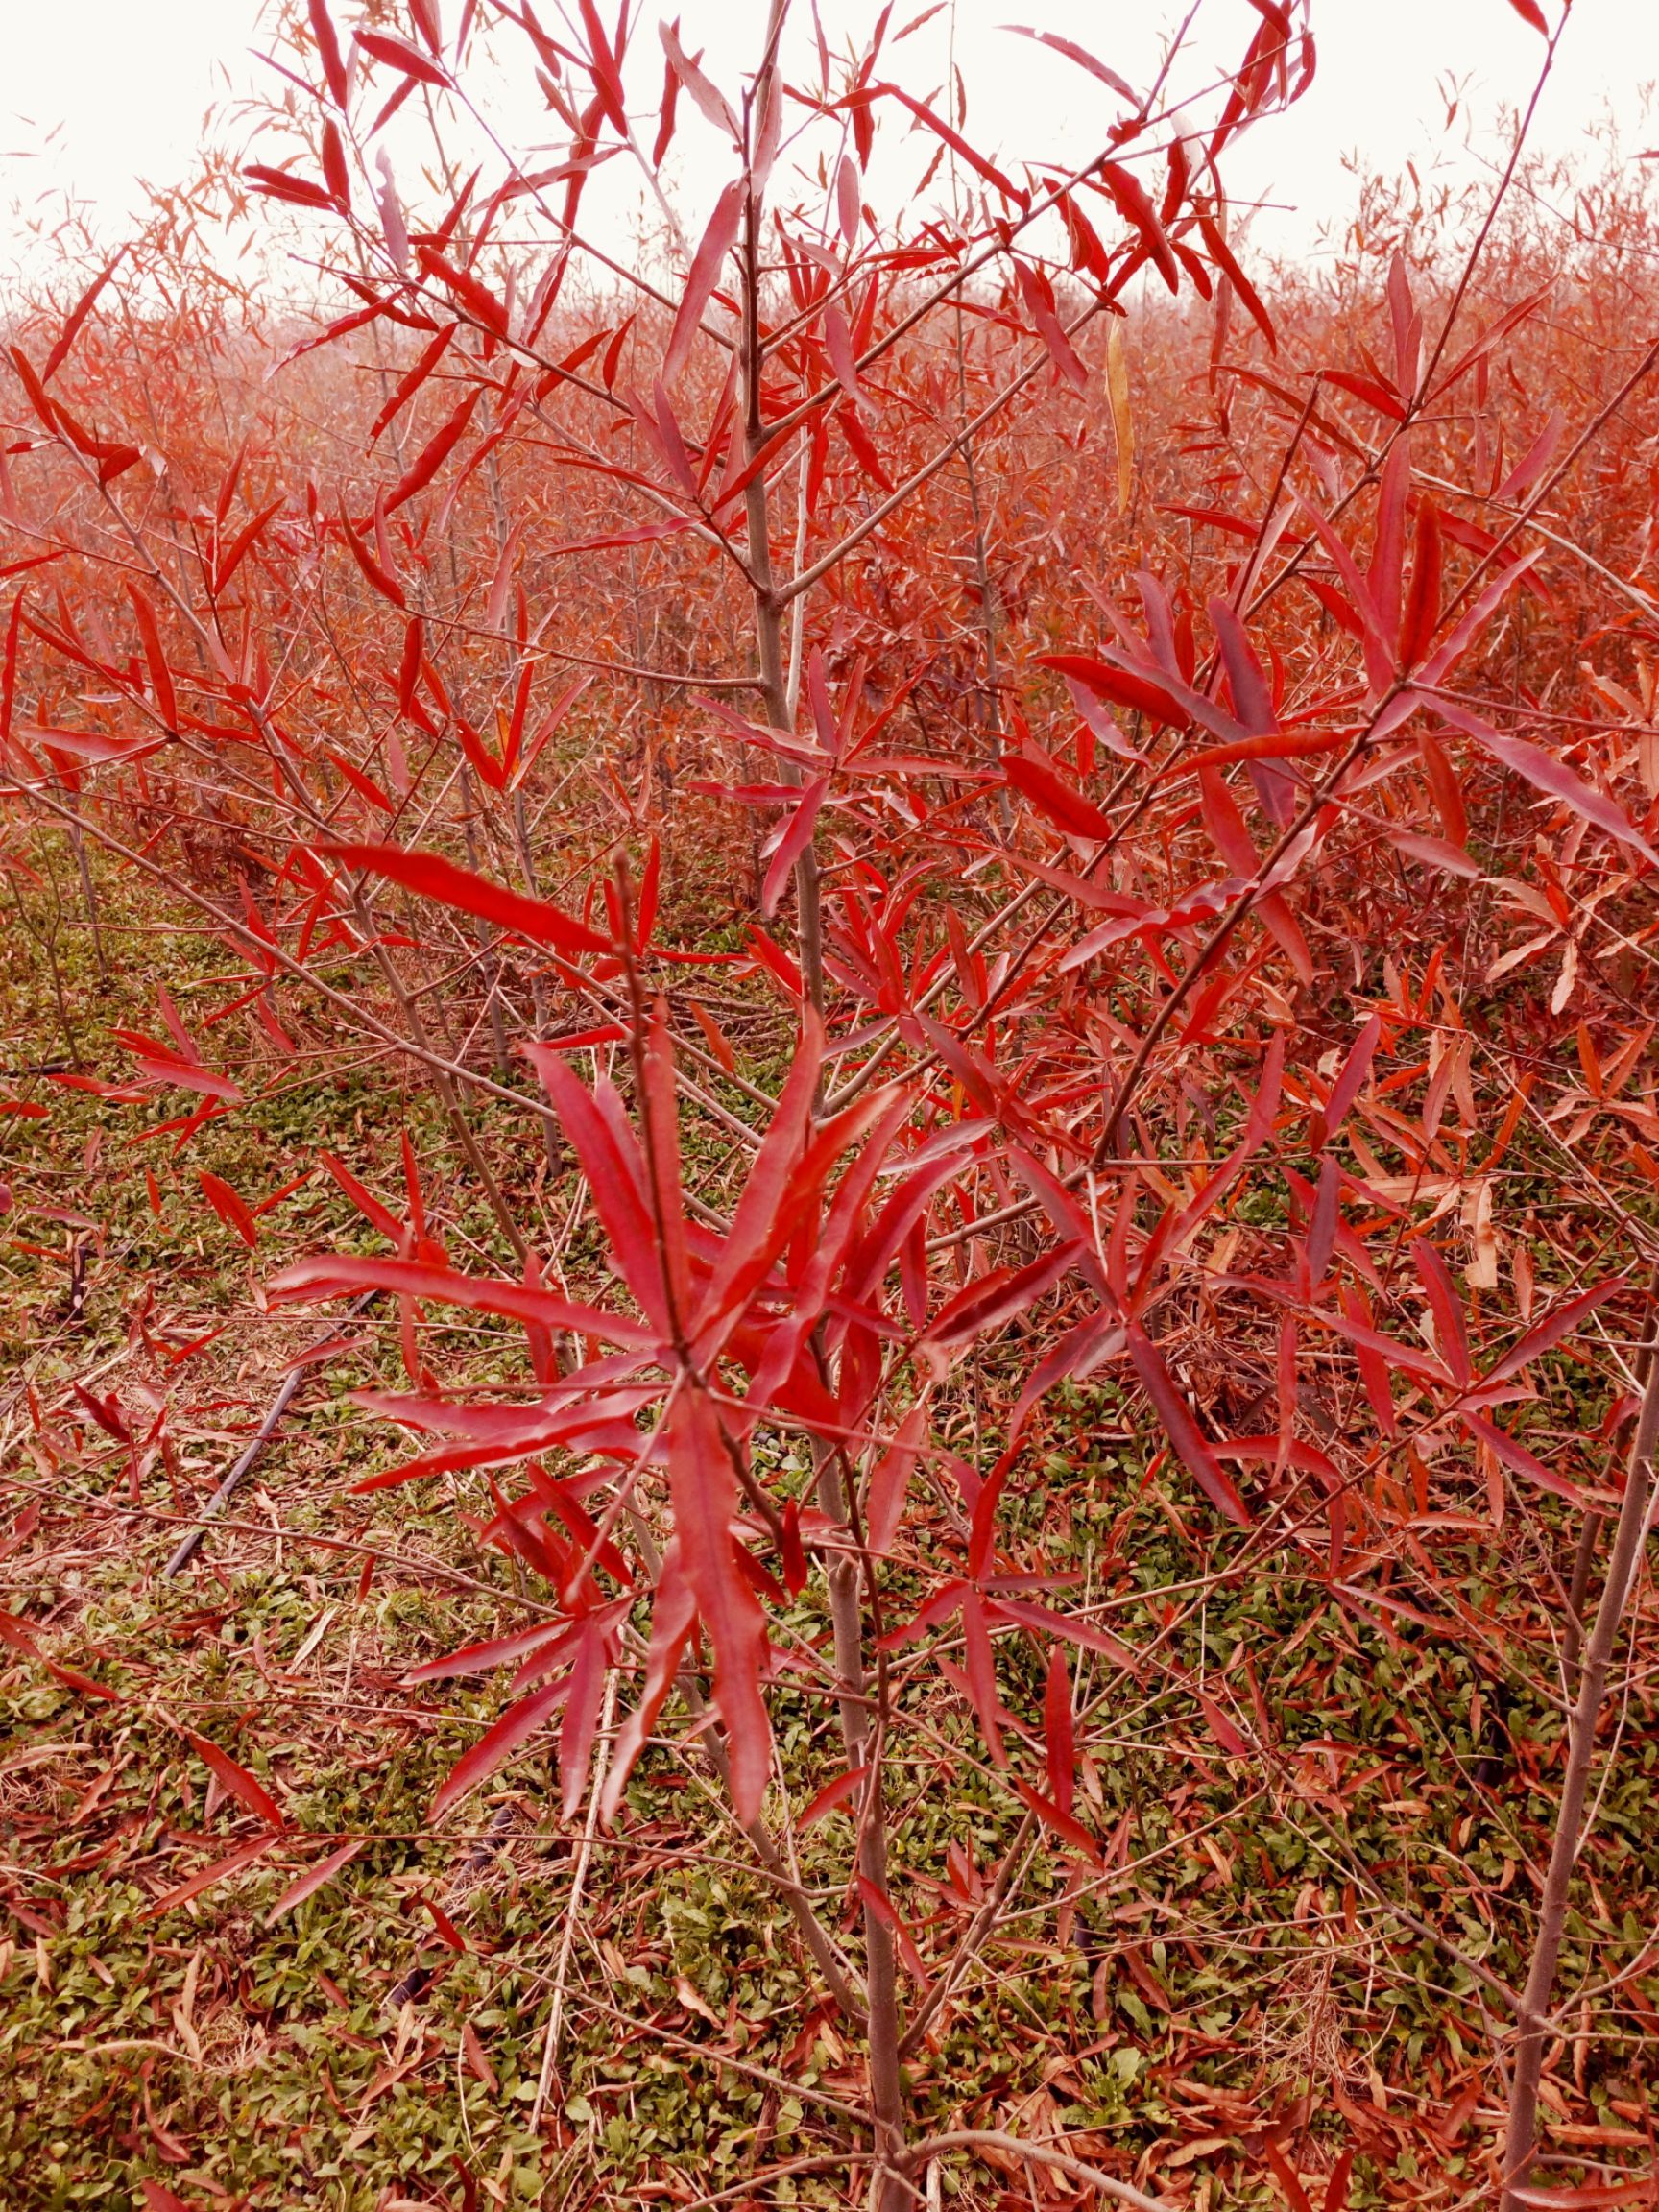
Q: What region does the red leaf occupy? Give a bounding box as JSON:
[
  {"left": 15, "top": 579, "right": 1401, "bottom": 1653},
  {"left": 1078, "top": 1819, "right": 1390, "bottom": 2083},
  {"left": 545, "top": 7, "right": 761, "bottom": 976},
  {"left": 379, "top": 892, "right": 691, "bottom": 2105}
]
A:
[
  {"left": 337, "top": 502, "right": 405, "bottom": 608},
  {"left": 320, "top": 1151, "right": 402, "bottom": 1242},
  {"left": 1001, "top": 27, "right": 1133, "bottom": 98},
  {"left": 142, "top": 2185, "right": 203, "bottom": 2212},
  {"left": 527, "top": 1050, "right": 672, "bottom": 1335},
  {"left": 866, "top": 1406, "right": 926, "bottom": 1555},
  {"left": 246, "top": 163, "right": 336, "bottom": 212},
  {"left": 1013, "top": 261, "right": 1088, "bottom": 391},
  {"left": 1100, "top": 162, "right": 1179, "bottom": 291},
  {"left": 558, "top": 1621, "right": 610, "bottom": 1820},
  {"left": 1036, "top": 652, "right": 1190, "bottom": 732},
  {"left": 924, "top": 1244, "right": 1075, "bottom": 1351},
  {"left": 146, "top": 1833, "right": 280, "bottom": 1918},
  {"left": 433, "top": 1675, "right": 573, "bottom": 1816},
  {"left": 667, "top": 1389, "right": 772, "bottom": 1826},
  {"left": 960, "top": 1587, "right": 1007, "bottom": 1767},
  {"left": 1197, "top": 214, "right": 1275, "bottom": 349},
  {"left": 307, "top": 0, "right": 350, "bottom": 106},
  {"left": 1005, "top": 745, "right": 1115, "bottom": 841},
  {"left": 1400, "top": 499, "right": 1443, "bottom": 666},
  {"left": 1462, "top": 1411, "right": 1585, "bottom": 1503},
  {"left": 1010, "top": 1780, "right": 1104, "bottom": 1864},
  {"left": 659, "top": 21, "right": 740, "bottom": 142},
  {"left": 1503, "top": 0, "right": 1550, "bottom": 31},
  {"left": 263, "top": 1837, "right": 364, "bottom": 1922},
  {"left": 745, "top": 924, "right": 804, "bottom": 999},
  {"left": 1263, "top": 2141, "right": 1315, "bottom": 2212},
  {"left": 418, "top": 1892, "right": 469, "bottom": 1951},
  {"left": 321, "top": 118, "right": 351, "bottom": 209},
  {"left": 1409, "top": 1235, "right": 1472, "bottom": 1386},
  {"left": 199, "top": 1171, "right": 258, "bottom": 1248},
  {"left": 359, "top": 27, "right": 454, "bottom": 86},
  {"left": 665, "top": 180, "right": 744, "bottom": 386},
  {"left": 211, "top": 497, "right": 283, "bottom": 596},
  {"left": 324, "top": 842, "right": 612, "bottom": 958},
  {"left": 1195, "top": 1692, "right": 1251, "bottom": 1759},
  {"left": 576, "top": 0, "right": 630, "bottom": 132},
  {"left": 1318, "top": 1013, "right": 1381, "bottom": 1144},
  {"left": 760, "top": 775, "right": 829, "bottom": 918},
  {"left": 42, "top": 252, "right": 123, "bottom": 382},
  {"left": 371, "top": 323, "right": 456, "bottom": 443},
  {"left": 799, "top": 1763, "right": 870, "bottom": 1828},
  {"left": 267, "top": 1253, "right": 653, "bottom": 1349},
  {"left": 383, "top": 386, "right": 481, "bottom": 513},
  {"left": 1434, "top": 700, "right": 1658, "bottom": 866},
  {"left": 1484, "top": 1282, "right": 1623, "bottom": 1386},
  {"left": 690, "top": 1013, "right": 825, "bottom": 1351},
  {"left": 875, "top": 82, "right": 1022, "bottom": 204},
  {"left": 1043, "top": 1648, "right": 1074, "bottom": 1815},
  {"left": 1127, "top": 1326, "right": 1249, "bottom": 1524},
  {"left": 837, "top": 401, "right": 894, "bottom": 492},
  {"left": 418, "top": 246, "right": 508, "bottom": 339},
  {"left": 187, "top": 1731, "right": 285, "bottom": 1829}
]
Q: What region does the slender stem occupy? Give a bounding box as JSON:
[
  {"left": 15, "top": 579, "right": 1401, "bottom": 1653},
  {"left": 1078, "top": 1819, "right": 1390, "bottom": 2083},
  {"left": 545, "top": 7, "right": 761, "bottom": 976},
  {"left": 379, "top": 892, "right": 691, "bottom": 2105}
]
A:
[
  {"left": 1501, "top": 1286, "right": 1659, "bottom": 2208},
  {"left": 529, "top": 1671, "right": 617, "bottom": 2128}
]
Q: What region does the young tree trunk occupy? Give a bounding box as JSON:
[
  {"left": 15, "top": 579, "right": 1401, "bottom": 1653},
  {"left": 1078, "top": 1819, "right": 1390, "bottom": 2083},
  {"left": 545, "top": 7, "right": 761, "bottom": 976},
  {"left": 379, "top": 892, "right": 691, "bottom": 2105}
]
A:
[{"left": 738, "top": 10, "right": 904, "bottom": 2197}]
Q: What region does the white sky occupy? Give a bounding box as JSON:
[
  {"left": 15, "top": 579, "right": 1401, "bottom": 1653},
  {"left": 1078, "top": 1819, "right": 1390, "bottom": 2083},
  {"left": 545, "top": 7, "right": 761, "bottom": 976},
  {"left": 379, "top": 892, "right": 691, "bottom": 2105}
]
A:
[{"left": 0, "top": 1, "right": 1652, "bottom": 288}]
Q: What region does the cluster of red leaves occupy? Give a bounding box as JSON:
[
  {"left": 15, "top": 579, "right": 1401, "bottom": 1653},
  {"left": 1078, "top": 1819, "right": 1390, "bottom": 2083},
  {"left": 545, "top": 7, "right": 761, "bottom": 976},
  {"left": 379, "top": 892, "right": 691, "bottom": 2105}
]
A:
[{"left": 4, "top": 0, "right": 1658, "bottom": 2201}]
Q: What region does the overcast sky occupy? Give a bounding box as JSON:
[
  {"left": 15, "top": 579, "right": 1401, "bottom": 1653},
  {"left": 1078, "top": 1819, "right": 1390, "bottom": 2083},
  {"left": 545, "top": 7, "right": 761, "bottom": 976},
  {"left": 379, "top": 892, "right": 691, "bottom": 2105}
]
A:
[{"left": 1, "top": 1, "right": 1651, "bottom": 283}]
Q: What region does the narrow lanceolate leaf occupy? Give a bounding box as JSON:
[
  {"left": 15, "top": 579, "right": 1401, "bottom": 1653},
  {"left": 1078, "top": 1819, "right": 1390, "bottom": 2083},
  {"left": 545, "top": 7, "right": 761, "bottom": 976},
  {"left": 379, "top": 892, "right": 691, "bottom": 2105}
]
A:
[
  {"left": 1005, "top": 745, "right": 1115, "bottom": 841},
  {"left": 601, "top": 1550, "right": 697, "bottom": 1825},
  {"left": 760, "top": 775, "right": 829, "bottom": 918},
  {"left": 370, "top": 323, "right": 456, "bottom": 443},
  {"left": 199, "top": 1171, "right": 259, "bottom": 1248},
  {"left": 664, "top": 180, "right": 743, "bottom": 387},
  {"left": 266, "top": 1254, "right": 656, "bottom": 1350},
  {"left": 667, "top": 1388, "right": 771, "bottom": 1826},
  {"left": 432, "top": 1675, "right": 574, "bottom": 1817},
  {"left": 359, "top": 27, "right": 454, "bottom": 86},
  {"left": 187, "top": 1732, "right": 286, "bottom": 1828},
  {"left": 1001, "top": 27, "right": 1133, "bottom": 98},
  {"left": 659, "top": 21, "right": 740, "bottom": 142},
  {"left": 1126, "top": 1326, "right": 1250, "bottom": 1524},
  {"left": 691, "top": 1012, "right": 824, "bottom": 1352},
  {"left": 1010, "top": 1780, "right": 1104, "bottom": 1864},
  {"left": 866, "top": 1405, "right": 926, "bottom": 1555},
  {"left": 146, "top": 1833, "right": 281, "bottom": 1917},
  {"left": 526, "top": 1051, "right": 671, "bottom": 1335},
  {"left": 1044, "top": 1648, "right": 1075, "bottom": 1815},
  {"left": 1037, "top": 651, "right": 1187, "bottom": 732},
  {"left": 263, "top": 1837, "right": 364, "bottom": 1922},
  {"left": 799, "top": 1764, "right": 870, "bottom": 1829},
  {"left": 1483, "top": 1281, "right": 1624, "bottom": 1386},
  {"left": 322, "top": 842, "right": 612, "bottom": 958},
  {"left": 1197, "top": 215, "right": 1275, "bottom": 349},
  {"left": 42, "top": 252, "right": 123, "bottom": 382},
  {"left": 383, "top": 387, "right": 481, "bottom": 513},
  {"left": 1433, "top": 700, "right": 1659, "bottom": 866},
  {"left": 1100, "top": 163, "right": 1179, "bottom": 290},
  {"left": 307, "top": 0, "right": 350, "bottom": 107},
  {"left": 558, "top": 1621, "right": 610, "bottom": 1821},
  {"left": 1461, "top": 1411, "right": 1585, "bottom": 1503}
]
